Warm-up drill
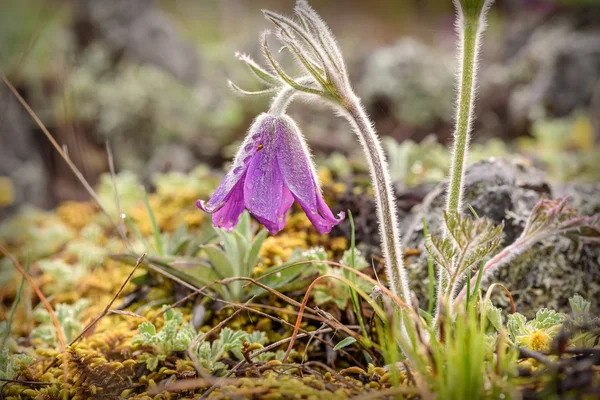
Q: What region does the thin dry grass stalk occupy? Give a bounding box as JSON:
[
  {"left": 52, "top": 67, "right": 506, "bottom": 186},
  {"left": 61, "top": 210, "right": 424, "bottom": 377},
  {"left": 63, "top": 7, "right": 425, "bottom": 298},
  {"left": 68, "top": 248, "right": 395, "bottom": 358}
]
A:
[{"left": 71, "top": 253, "right": 145, "bottom": 344}]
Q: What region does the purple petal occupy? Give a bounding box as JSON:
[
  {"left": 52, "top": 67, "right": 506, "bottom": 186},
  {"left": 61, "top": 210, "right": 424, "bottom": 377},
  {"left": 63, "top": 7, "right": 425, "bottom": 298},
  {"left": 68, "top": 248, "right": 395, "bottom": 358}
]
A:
[
  {"left": 274, "top": 117, "right": 318, "bottom": 205},
  {"left": 203, "top": 173, "right": 246, "bottom": 232},
  {"left": 279, "top": 186, "right": 295, "bottom": 229},
  {"left": 197, "top": 114, "right": 271, "bottom": 213},
  {"left": 244, "top": 128, "right": 285, "bottom": 234},
  {"left": 297, "top": 192, "right": 345, "bottom": 234},
  {"left": 253, "top": 187, "right": 294, "bottom": 235},
  {"left": 275, "top": 116, "right": 344, "bottom": 233}
]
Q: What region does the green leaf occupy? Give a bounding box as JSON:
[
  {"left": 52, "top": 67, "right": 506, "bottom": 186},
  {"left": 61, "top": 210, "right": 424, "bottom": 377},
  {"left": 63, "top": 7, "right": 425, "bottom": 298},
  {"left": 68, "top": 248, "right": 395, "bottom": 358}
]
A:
[
  {"left": 245, "top": 331, "right": 267, "bottom": 345},
  {"left": 425, "top": 235, "right": 455, "bottom": 272},
  {"left": 247, "top": 228, "right": 268, "bottom": 273},
  {"left": 232, "top": 230, "right": 250, "bottom": 273},
  {"left": 569, "top": 294, "right": 591, "bottom": 314},
  {"left": 236, "top": 211, "right": 252, "bottom": 241},
  {"left": 173, "top": 325, "right": 195, "bottom": 351},
  {"left": 124, "top": 215, "right": 152, "bottom": 253},
  {"left": 146, "top": 355, "right": 159, "bottom": 371},
  {"left": 142, "top": 188, "right": 164, "bottom": 256},
  {"left": 220, "top": 328, "right": 248, "bottom": 353},
  {"left": 533, "top": 308, "right": 565, "bottom": 330},
  {"left": 166, "top": 224, "right": 191, "bottom": 256},
  {"left": 138, "top": 322, "right": 156, "bottom": 336},
  {"left": 507, "top": 313, "right": 528, "bottom": 339},
  {"left": 483, "top": 300, "right": 503, "bottom": 332},
  {"left": 203, "top": 245, "right": 235, "bottom": 278},
  {"left": 256, "top": 266, "right": 306, "bottom": 295},
  {"left": 333, "top": 336, "right": 357, "bottom": 351}
]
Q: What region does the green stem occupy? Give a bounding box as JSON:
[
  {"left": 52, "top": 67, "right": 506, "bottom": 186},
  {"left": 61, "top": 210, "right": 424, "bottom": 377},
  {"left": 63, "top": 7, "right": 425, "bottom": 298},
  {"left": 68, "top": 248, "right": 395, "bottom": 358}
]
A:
[
  {"left": 446, "top": 21, "right": 478, "bottom": 214},
  {"left": 437, "top": 17, "right": 483, "bottom": 318}
]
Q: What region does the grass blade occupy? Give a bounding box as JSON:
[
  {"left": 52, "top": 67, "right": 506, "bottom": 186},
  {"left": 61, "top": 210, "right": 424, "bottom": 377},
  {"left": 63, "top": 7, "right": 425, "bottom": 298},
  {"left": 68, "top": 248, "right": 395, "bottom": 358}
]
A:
[
  {"left": 333, "top": 336, "right": 357, "bottom": 351},
  {"left": 1, "top": 264, "right": 28, "bottom": 349},
  {"left": 471, "top": 259, "right": 485, "bottom": 303},
  {"left": 124, "top": 215, "right": 152, "bottom": 253},
  {"left": 465, "top": 268, "right": 471, "bottom": 311},
  {"left": 423, "top": 217, "right": 435, "bottom": 315},
  {"left": 142, "top": 187, "right": 164, "bottom": 256},
  {"left": 348, "top": 211, "right": 368, "bottom": 341}
]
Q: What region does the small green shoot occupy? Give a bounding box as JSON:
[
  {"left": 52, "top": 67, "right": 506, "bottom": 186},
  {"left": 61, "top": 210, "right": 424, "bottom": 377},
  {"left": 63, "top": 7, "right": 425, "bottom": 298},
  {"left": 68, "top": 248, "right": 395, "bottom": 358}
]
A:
[
  {"left": 193, "top": 328, "right": 276, "bottom": 374},
  {"left": 132, "top": 306, "right": 195, "bottom": 370},
  {"left": 32, "top": 299, "right": 90, "bottom": 346},
  {"left": 0, "top": 349, "right": 35, "bottom": 380}
]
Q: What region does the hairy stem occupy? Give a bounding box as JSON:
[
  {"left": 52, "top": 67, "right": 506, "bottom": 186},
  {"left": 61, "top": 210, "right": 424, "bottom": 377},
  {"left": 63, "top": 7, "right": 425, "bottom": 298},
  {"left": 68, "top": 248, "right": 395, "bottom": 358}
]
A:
[
  {"left": 437, "top": 9, "right": 487, "bottom": 320},
  {"left": 269, "top": 77, "right": 317, "bottom": 116},
  {"left": 343, "top": 96, "right": 410, "bottom": 304},
  {"left": 446, "top": 21, "right": 478, "bottom": 213},
  {"left": 269, "top": 86, "right": 296, "bottom": 116}
]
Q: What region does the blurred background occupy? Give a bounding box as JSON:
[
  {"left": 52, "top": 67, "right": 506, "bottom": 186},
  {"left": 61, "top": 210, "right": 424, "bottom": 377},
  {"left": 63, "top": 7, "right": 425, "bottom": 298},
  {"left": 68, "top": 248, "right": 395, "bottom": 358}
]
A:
[{"left": 1, "top": 0, "right": 599, "bottom": 219}]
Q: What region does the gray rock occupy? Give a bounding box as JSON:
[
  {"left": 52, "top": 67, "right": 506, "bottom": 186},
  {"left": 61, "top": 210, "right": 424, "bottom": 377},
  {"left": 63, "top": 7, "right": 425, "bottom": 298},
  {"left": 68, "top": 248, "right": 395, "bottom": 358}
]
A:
[
  {"left": 500, "top": 13, "right": 600, "bottom": 131},
  {"left": 403, "top": 158, "right": 599, "bottom": 316}
]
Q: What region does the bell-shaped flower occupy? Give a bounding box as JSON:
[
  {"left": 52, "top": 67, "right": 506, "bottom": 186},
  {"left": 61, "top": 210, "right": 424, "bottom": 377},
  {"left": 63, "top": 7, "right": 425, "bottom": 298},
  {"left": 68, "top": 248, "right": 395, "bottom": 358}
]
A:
[{"left": 197, "top": 113, "right": 344, "bottom": 235}]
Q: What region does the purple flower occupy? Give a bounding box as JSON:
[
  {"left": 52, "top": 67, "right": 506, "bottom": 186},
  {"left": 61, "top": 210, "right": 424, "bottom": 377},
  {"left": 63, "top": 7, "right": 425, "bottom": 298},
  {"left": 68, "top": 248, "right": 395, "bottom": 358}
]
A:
[{"left": 197, "top": 113, "right": 345, "bottom": 235}]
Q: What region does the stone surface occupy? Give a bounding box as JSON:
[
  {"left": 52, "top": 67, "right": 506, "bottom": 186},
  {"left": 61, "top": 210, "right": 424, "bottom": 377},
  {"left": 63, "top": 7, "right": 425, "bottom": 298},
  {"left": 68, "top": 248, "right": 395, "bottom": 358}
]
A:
[
  {"left": 402, "top": 158, "right": 599, "bottom": 316},
  {"left": 484, "top": 7, "right": 600, "bottom": 135}
]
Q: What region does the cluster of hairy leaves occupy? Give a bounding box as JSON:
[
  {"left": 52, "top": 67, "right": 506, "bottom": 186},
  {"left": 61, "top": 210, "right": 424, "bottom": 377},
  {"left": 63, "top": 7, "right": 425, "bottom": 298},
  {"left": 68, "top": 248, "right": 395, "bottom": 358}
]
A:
[
  {"left": 194, "top": 328, "right": 248, "bottom": 373},
  {"left": 200, "top": 212, "right": 268, "bottom": 301},
  {"left": 194, "top": 328, "right": 283, "bottom": 374},
  {"left": 426, "top": 210, "right": 503, "bottom": 296},
  {"left": 133, "top": 309, "right": 281, "bottom": 375},
  {"left": 484, "top": 295, "right": 596, "bottom": 352},
  {"left": 0, "top": 349, "right": 35, "bottom": 380},
  {"left": 132, "top": 307, "right": 195, "bottom": 371},
  {"left": 32, "top": 299, "right": 90, "bottom": 346},
  {"left": 116, "top": 210, "right": 268, "bottom": 302}
]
